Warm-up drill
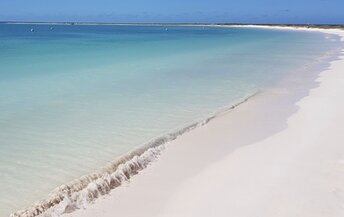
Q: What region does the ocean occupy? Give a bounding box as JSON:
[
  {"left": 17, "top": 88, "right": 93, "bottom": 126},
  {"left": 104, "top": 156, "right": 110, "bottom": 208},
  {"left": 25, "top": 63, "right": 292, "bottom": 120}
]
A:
[{"left": 0, "top": 24, "right": 341, "bottom": 216}]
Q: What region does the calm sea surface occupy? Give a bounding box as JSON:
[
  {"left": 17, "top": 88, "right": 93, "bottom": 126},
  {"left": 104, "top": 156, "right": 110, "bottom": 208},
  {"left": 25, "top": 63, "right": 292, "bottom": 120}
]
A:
[{"left": 0, "top": 24, "right": 340, "bottom": 216}]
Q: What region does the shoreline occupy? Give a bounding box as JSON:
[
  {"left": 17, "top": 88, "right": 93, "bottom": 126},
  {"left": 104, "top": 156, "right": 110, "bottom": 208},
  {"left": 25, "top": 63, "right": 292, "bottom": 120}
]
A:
[
  {"left": 10, "top": 26, "right": 344, "bottom": 217},
  {"left": 59, "top": 27, "right": 344, "bottom": 217},
  {"left": 11, "top": 93, "right": 259, "bottom": 217}
]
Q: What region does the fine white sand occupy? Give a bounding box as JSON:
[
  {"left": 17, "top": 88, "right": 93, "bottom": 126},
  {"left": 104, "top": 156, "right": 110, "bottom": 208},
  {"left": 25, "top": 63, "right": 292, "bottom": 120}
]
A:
[{"left": 64, "top": 27, "right": 344, "bottom": 217}]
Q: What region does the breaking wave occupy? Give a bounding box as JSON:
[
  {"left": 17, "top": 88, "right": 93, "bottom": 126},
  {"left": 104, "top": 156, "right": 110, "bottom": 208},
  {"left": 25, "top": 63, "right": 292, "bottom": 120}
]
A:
[{"left": 10, "top": 92, "right": 258, "bottom": 217}]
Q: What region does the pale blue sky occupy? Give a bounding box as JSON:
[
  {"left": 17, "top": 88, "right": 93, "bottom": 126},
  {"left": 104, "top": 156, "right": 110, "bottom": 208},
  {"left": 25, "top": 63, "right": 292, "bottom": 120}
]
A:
[{"left": 1, "top": 0, "right": 343, "bottom": 24}]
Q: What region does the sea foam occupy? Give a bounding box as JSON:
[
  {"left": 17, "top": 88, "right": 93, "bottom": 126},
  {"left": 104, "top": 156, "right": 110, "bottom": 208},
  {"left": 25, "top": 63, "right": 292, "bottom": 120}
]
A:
[{"left": 10, "top": 94, "right": 256, "bottom": 217}]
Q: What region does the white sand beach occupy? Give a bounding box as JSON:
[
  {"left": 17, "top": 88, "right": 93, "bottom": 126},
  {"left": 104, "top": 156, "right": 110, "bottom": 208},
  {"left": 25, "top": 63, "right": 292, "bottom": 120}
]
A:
[{"left": 64, "top": 27, "right": 344, "bottom": 217}]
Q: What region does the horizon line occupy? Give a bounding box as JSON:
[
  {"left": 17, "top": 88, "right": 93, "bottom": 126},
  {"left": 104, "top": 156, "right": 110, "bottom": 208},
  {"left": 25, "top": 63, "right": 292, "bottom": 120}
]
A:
[{"left": 1, "top": 21, "right": 343, "bottom": 27}]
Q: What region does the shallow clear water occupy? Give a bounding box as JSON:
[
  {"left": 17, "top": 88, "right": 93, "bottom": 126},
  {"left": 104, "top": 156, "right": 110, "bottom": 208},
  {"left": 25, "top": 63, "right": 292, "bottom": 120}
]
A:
[{"left": 0, "top": 24, "right": 340, "bottom": 216}]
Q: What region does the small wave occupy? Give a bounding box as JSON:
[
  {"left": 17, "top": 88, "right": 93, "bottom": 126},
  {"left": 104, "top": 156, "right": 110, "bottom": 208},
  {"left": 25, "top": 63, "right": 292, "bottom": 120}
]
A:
[{"left": 10, "top": 92, "right": 258, "bottom": 217}]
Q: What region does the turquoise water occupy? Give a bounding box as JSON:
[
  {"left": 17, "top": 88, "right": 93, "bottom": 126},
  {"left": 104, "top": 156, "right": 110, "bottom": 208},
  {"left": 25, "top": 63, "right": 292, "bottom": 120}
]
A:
[{"left": 0, "top": 24, "right": 341, "bottom": 216}]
